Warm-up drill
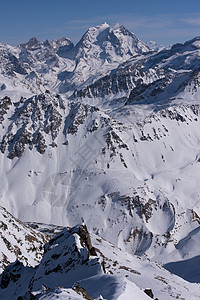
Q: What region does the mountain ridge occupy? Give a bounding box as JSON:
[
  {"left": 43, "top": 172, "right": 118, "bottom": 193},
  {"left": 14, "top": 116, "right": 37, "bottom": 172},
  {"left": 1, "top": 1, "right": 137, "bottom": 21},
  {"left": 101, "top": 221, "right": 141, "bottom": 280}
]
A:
[{"left": 0, "top": 220, "right": 199, "bottom": 299}]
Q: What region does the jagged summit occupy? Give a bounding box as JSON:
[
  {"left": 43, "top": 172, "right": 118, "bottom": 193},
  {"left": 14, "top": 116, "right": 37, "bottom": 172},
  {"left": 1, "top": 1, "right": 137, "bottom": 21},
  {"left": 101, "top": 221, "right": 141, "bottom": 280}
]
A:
[
  {"left": 75, "top": 22, "right": 150, "bottom": 55},
  {"left": 0, "top": 22, "right": 152, "bottom": 95},
  {"left": 57, "top": 22, "right": 150, "bottom": 92},
  {"left": 85, "top": 21, "right": 110, "bottom": 33},
  {"left": 20, "top": 36, "right": 73, "bottom": 50},
  {"left": 21, "top": 37, "right": 39, "bottom": 48}
]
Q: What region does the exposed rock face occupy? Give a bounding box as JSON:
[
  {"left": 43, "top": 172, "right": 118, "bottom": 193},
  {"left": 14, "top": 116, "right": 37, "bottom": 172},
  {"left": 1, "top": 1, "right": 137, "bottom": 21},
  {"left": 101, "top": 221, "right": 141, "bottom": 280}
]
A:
[
  {"left": 74, "top": 224, "right": 97, "bottom": 256},
  {"left": 0, "top": 93, "right": 65, "bottom": 158},
  {"left": 0, "top": 224, "right": 101, "bottom": 299},
  {"left": 0, "top": 222, "right": 199, "bottom": 299},
  {"left": 74, "top": 38, "right": 200, "bottom": 102},
  {"left": 73, "top": 57, "right": 164, "bottom": 99},
  {"left": 0, "top": 206, "right": 48, "bottom": 274},
  {"left": 0, "top": 96, "right": 12, "bottom": 124}
]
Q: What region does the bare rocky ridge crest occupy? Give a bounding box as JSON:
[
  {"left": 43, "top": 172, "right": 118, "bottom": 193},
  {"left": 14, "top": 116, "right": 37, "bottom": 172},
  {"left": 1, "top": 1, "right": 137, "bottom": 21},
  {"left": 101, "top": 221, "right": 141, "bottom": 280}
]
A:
[{"left": 1, "top": 220, "right": 198, "bottom": 299}]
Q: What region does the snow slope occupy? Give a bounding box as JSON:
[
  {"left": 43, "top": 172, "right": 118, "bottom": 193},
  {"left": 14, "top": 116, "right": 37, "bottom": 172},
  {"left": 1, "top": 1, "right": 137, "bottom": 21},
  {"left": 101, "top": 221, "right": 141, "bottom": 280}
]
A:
[
  {"left": 0, "top": 206, "right": 48, "bottom": 273},
  {"left": 1, "top": 223, "right": 199, "bottom": 299}
]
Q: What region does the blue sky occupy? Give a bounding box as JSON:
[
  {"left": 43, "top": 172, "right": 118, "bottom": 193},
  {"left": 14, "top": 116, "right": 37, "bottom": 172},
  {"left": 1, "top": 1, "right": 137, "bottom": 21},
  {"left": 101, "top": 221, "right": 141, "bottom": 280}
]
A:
[{"left": 1, "top": 0, "right": 200, "bottom": 46}]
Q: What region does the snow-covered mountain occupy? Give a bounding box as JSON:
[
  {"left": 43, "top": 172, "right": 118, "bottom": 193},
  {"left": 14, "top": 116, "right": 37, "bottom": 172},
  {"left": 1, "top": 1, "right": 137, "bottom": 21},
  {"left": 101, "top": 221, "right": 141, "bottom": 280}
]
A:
[
  {"left": 1, "top": 222, "right": 199, "bottom": 299},
  {"left": 146, "top": 40, "right": 165, "bottom": 51},
  {"left": 0, "top": 23, "right": 150, "bottom": 97},
  {"left": 1, "top": 23, "right": 200, "bottom": 298}
]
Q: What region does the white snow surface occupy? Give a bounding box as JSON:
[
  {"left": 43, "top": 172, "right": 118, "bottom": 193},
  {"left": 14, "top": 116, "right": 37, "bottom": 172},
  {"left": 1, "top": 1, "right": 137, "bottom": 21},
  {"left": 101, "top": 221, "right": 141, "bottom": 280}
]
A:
[
  {"left": 0, "top": 206, "right": 48, "bottom": 273},
  {"left": 0, "top": 223, "right": 200, "bottom": 299}
]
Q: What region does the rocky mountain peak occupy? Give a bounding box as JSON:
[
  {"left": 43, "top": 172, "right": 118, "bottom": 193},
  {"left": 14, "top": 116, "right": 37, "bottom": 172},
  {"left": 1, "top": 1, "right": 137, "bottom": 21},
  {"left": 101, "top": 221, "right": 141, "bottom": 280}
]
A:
[
  {"left": 184, "top": 36, "right": 200, "bottom": 49},
  {"left": 110, "top": 23, "right": 133, "bottom": 36},
  {"left": 0, "top": 223, "right": 102, "bottom": 299},
  {"left": 52, "top": 37, "right": 73, "bottom": 49},
  {"left": 84, "top": 22, "right": 110, "bottom": 37},
  {"left": 77, "top": 22, "right": 149, "bottom": 55},
  {"left": 20, "top": 37, "right": 40, "bottom": 50},
  {"left": 56, "top": 23, "right": 151, "bottom": 92},
  {"left": 0, "top": 222, "right": 199, "bottom": 299}
]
